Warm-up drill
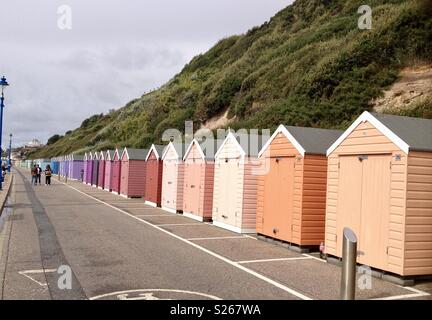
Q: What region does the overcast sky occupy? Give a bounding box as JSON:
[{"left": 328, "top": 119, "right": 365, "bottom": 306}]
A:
[{"left": 0, "top": 0, "right": 292, "bottom": 147}]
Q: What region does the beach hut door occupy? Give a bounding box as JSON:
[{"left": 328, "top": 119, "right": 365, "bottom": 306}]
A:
[
  {"left": 218, "top": 159, "right": 238, "bottom": 227},
  {"left": 337, "top": 155, "right": 391, "bottom": 269},
  {"left": 262, "top": 157, "right": 294, "bottom": 242}
]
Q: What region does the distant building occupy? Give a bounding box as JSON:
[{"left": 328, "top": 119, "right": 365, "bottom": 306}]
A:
[
  {"left": 25, "top": 139, "right": 42, "bottom": 148},
  {"left": 11, "top": 151, "right": 22, "bottom": 161}
]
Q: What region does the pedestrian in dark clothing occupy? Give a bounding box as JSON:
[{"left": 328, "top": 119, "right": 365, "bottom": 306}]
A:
[
  {"left": 1, "top": 163, "right": 6, "bottom": 180},
  {"left": 35, "top": 164, "right": 42, "bottom": 185},
  {"left": 45, "top": 165, "right": 52, "bottom": 186},
  {"left": 31, "top": 165, "right": 37, "bottom": 185}
]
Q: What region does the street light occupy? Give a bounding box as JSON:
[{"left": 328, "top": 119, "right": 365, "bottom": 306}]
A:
[
  {"left": 0, "top": 76, "right": 9, "bottom": 191},
  {"left": 8, "top": 133, "right": 12, "bottom": 172}
]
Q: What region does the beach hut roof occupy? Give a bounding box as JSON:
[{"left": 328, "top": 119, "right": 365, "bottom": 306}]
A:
[
  {"left": 327, "top": 111, "right": 432, "bottom": 156},
  {"left": 71, "top": 154, "right": 84, "bottom": 161},
  {"left": 184, "top": 139, "right": 224, "bottom": 161},
  {"left": 145, "top": 144, "right": 166, "bottom": 161},
  {"left": 161, "top": 142, "right": 185, "bottom": 160},
  {"left": 113, "top": 148, "right": 121, "bottom": 160},
  {"left": 105, "top": 150, "right": 115, "bottom": 160},
  {"left": 122, "top": 148, "right": 149, "bottom": 160},
  {"left": 215, "top": 132, "right": 270, "bottom": 159},
  {"left": 260, "top": 125, "right": 342, "bottom": 158}
]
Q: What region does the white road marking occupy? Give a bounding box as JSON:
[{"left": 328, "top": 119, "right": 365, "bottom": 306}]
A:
[
  {"left": 117, "top": 293, "right": 168, "bottom": 300},
  {"left": 374, "top": 286, "right": 430, "bottom": 300},
  {"left": 120, "top": 207, "right": 154, "bottom": 209},
  {"left": 63, "top": 182, "right": 312, "bottom": 300},
  {"left": 188, "top": 236, "right": 247, "bottom": 241},
  {"left": 19, "top": 269, "right": 57, "bottom": 273},
  {"left": 244, "top": 234, "right": 258, "bottom": 241},
  {"left": 136, "top": 215, "right": 171, "bottom": 218},
  {"left": 90, "top": 289, "right": 222, "bottom": 300},
  {"left": 18, "top": 269, "right": 57, "bottom": 287},
  {"left": 116, "top": 207, "right": 157, "bottom": 210},
  {"left": 156, "top": 223, "right": 204, "bottom": 227},
  {"left": 238, "top": 257, "right": 313, "bottom": 264},
  {"left": 403, "top": 286, "right": 430, "bottom": 295},
  {"left": 302, "top": 253, "right": 327, "bottom": 263}
]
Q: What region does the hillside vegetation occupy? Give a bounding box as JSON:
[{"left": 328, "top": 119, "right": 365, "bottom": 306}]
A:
[{"left": 31, "top": 0, "right": 432, "bottom": 158}]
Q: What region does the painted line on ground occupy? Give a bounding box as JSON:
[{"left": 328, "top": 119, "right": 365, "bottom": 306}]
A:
[
  {"left": 90, "top": 288, "right": 222, "bottom": 301},
  {"left": 136, "top": 215, "right": 172, "bottom": 218},
  {"left": 156, "top": 223, "right": 204, "bottom": 227},
  {"left": 117, "top": 207, "right": 158, "bottom": 210},
  {"left": 238, "top": 257, "right": 313, "bottom": 264},
  {"left": 302, "top": 253, "right": 327, "bottom": 263},
  {"left": 18, "top": 269, "right": 57, "bottom": 273},
  {"left": 18, "top": 269, "right": 57, "bottom": 287},
  {"left": 187, "top": 236, "right": 247, "bottom": 241},
  {"left": 118, "top": 207, "right": 155, "bottom": 210},
  {"left": 243, "top": 234, "right": 258, "bottom": 241},
  {"left": 375, "top": 293, "right": 429, "bottom": 300},
  {"left": 373, "top": 286, "right": 430, "bottom": 300},
  {"left": 62, "top": 181, "right": 312, "bottom": 300}
]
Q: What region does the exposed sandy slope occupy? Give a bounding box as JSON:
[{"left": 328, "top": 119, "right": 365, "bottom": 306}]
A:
[
  {"left": 200, "top": 110, "right": 235, "bottom": 130},
  {"left": 373, "top": 64, "right": 432, "bottom": 112}
]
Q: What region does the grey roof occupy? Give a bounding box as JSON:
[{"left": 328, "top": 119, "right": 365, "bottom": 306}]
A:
[
  {"left": 71, "top": 154, "right": 84, "bottom": 161},
  {"left": 152, "top": 145, "right": 166, "bottom": 159},
  {"left": 106, "top": 150, "right": 115, "bottom": 160},
  {"left": 199, "top": 139, "right": 224, "bottom": 160},
  {"left": 283, "top": 126, "right": 343, "bottom": 155},
  {"left": 235, "top": 133, "right": 270, "bottom": 157},
  {"left": 125, "top": 148, "right": 148, "bottom": 160},
  {"left": 166, "top": 143, "right": 186, "bottom": 159},
  {"left": 371, "top": 113, "right": 432, "bottom": 152}
]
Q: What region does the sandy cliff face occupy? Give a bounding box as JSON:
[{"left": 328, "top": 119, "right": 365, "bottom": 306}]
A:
[{"left": 373, "top": 64, "right": 432, "bottom": 112}]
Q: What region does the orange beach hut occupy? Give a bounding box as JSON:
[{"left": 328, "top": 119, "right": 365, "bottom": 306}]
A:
[
  {"left": 325, "top": 112, "right": 432, "bottom": 276},
  {"left": 257, "top": 125, "right": 342, "bottom": 246}
]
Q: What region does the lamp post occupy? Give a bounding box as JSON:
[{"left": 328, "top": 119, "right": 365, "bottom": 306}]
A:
[
  {"left": 0, "top": 76, "right": 9, "bottom": 191},
  {"left": 8, "top": 133, "right": 12, "bottom": 172}
]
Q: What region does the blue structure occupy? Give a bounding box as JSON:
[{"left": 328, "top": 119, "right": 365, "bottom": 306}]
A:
[
  {"left": 0, "top": 76, "right": 9, "bottom": 190},
  {"left": 8, "top": 133, "right": 12, "bottom": 172},
  {"left": 51, "top": 157, "right": 59, "bottom": 174},
  {"left": 59, "top": 156, "right": 66, "bottom": 177},
  {"left": 38, "top": 159, "right": 51, "bottom": 170}
]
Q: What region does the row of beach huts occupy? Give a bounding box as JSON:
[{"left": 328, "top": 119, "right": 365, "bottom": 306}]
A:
[{"left": 18, "top": 112, "right": 432, "bottom": 278}]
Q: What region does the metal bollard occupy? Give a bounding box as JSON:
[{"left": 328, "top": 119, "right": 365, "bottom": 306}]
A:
[{"left": 340, "top": 227, "right": 357, "bottom": 300}]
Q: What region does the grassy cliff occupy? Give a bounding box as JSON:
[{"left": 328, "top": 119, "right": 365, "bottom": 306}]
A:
[{"left": 31, "top": 0, "right": 432, "bottom": 158}]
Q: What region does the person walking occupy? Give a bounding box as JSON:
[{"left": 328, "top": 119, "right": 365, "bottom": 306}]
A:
[
  {"left": 31, "top": 164, "right": 37, "bottom": 185},
  {"left": 35, "top": 164, "right": 42, "bottom": 185},
  {"left": 1, "top": 163, "right": 6, "bottom": 179},
  {"left": 45, "top": 165, "right": 52, "bottom": 186}
]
